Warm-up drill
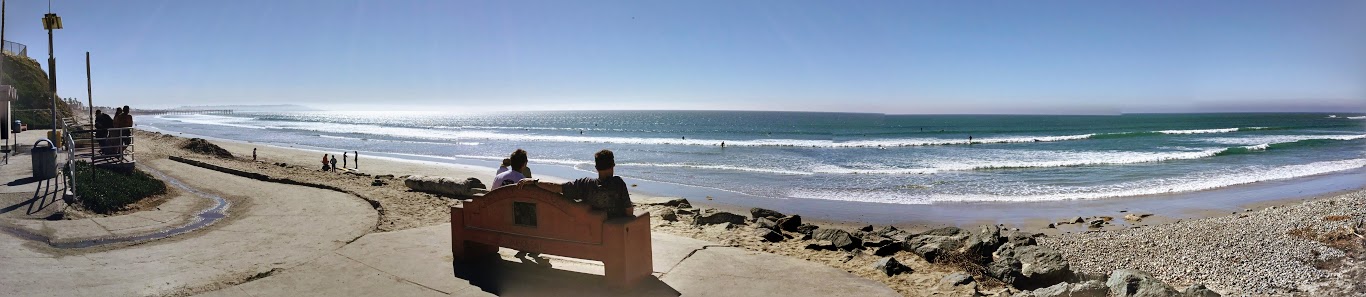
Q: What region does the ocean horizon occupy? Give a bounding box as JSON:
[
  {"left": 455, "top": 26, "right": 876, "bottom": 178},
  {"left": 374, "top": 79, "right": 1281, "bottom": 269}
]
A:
[{"left": 141, "top": 110, "right": 1366, "bottom": 206}]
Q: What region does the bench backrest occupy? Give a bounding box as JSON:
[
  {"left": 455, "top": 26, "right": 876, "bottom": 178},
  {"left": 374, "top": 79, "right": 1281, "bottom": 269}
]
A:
[{"left": 465, "top": 185, "right": 609, "bottom": 245}]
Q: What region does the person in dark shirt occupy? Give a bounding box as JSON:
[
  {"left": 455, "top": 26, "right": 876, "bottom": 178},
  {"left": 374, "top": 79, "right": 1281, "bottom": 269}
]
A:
[
  {"left": 94, "top": 110, "right": 114, "bottom": 154},
  {"left": 518, "top": 149, "right": 631, "bottom": 217}
]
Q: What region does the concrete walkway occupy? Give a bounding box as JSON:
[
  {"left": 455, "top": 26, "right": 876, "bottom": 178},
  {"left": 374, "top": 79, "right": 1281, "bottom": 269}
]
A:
[
  {"left": 194, "top": 223, "right": 900, "bottom": 297},
  {"left": 1, "top": 130, "right": 74, "bottom": 221},
  {"left": 0, "top": 159, "right": 377, "bottom": 296}
]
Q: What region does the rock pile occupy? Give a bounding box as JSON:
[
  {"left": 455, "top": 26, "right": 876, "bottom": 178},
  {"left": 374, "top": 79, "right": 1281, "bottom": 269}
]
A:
[{"left": 1012, "top": 268, "right": 1223, "bottom": 297}]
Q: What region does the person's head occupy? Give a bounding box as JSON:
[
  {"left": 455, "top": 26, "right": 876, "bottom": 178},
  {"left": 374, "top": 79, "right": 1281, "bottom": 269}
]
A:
[
  {"left": 510, "top": 149, "right": 528, "bottom": 171},
  {"left": 594, "top": 149, "right": 615, "bottom": 177},
  {"left": 500, "top": 158, "right": 511, "bottom": 168},
  {"left": 95, "top": 110, "right": 102, "bottom": 115},
  {"left": 122, "top": 106, "right": 130, "bottom": 114}
]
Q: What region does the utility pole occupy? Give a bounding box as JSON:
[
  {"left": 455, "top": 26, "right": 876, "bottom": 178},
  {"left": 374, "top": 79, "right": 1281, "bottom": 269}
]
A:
[
  {"left": 44, "top": 11, "right": 61, "bottom": 136},
  {"left": 86, "top": 52, "right": 90, "bottom": 125},
  {"left": 2, "top": 0, "right": 7, "bottom": 151}
]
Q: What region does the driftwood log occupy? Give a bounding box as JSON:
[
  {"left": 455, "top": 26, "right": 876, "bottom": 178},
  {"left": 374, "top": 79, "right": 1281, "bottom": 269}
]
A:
[{"left": 404, "top": 175, "right": 487, "bottom": 197}]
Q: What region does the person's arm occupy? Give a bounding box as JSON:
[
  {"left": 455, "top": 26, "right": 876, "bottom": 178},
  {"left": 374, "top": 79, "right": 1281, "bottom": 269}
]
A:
[{"left": 517, "top": 178, "right": 562, "bottom": 193}]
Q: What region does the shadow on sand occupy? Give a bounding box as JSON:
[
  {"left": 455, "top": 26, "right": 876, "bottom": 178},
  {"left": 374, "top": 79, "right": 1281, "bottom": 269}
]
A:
[{"left": 453, "top": 256, "right": 680, "bottom": 297}]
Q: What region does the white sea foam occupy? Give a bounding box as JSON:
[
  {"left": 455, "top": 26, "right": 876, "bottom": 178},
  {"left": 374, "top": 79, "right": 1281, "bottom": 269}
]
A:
[
  {"left": 791, "top": 158, "right": 1366, "bottom": 204},
  {"left": 616, "top": 163, "right": 815, "bottom": 175},
  {"left": 1347, "top": 116, "right": 1366, "bottom": 120},
  {"left": 1203, "top": 134, "right": 1366, "bottom": 146},
  {"left": 808, "top": 148, "right": 1228, "bottom": 175},
  {"left": 1157, "top": 128, "right": 1240, "bottom": 134}
]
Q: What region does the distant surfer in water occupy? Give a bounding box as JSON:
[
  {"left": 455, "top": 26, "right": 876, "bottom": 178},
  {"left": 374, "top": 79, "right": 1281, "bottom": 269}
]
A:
[
  {"left": 720, "top": 141, "right": 725, "bottom": 148},
  {"left": 968, "top": 136, "right": 974, "bottom": 144}
]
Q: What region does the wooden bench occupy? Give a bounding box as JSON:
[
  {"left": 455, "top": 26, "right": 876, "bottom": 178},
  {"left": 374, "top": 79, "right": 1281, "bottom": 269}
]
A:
[{"left": 451, "top": 185, "right": 653, "bottom": 287}]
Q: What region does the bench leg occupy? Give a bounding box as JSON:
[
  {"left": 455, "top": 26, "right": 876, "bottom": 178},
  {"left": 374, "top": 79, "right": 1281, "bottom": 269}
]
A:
[
  {"left": 603, "top": 214, "right": 653, "bottom": 287},
  {"left": 452, "top": 206, "right": 497, "bottom": 263}
]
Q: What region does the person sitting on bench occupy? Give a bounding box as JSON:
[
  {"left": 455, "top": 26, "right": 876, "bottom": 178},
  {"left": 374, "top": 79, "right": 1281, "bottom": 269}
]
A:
[{"left": 517, "top": 149, "right": 631, "bottom": 218}]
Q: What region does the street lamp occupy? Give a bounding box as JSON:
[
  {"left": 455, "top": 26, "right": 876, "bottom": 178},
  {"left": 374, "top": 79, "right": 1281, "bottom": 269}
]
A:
[{"left": 43, "top": 12, "right": 60, "bottom": 137}]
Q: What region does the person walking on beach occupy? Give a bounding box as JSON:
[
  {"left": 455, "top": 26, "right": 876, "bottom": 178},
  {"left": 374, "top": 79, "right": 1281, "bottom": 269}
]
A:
[
  {"left": 331, "top": 155, "right": 338, "bottom": 171},
  {"left": 322, "top": 154, "right": 331, "bottom": 171},
  {"left": 353, "top": 151, "right": 358, "bottom": 169},
  {"left": 494, "top": 150, "right": 528, "bottom": 188},
  {"left": 343, "top": 152, "right": 348, "bottom": 168},
  {"left": 519, "top": 149, "right": 631, "bottom": 217},
  {"left": 253, "top": 148, "right": 257, "bottom": 161}
]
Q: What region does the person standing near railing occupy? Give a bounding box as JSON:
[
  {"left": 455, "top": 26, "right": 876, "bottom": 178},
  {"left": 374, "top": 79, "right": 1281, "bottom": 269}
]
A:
[
  {"left": 113, "top": 107, "right": 134, "bottom": 158},
  {"left": 94, "top": 109, "right": 113, "bottom": 155}
]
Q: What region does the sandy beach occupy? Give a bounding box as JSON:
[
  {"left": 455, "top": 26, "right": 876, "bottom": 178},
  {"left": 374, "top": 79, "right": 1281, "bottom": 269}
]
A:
[{"left": 128, "top": 130, "right": 1366, "bottom": 296}]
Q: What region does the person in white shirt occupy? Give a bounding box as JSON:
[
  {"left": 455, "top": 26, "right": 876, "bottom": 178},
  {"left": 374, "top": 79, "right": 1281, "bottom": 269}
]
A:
[{"left": 493, "top": 150, "right": 528, "bottom": 189}]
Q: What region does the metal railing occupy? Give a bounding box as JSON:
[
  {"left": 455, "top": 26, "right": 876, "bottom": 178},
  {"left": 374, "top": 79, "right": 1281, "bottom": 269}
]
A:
[
  {"left": 89, "top": 127, "right": 136, "bottom": 164},
  {"left": 61, "top": 118, "right": 80, "bottom": 199}
]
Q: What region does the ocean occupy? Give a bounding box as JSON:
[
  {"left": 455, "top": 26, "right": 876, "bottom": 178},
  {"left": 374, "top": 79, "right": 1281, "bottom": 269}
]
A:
[{"left": 142, "top": 111, "right": 1366, "bottom": 206}]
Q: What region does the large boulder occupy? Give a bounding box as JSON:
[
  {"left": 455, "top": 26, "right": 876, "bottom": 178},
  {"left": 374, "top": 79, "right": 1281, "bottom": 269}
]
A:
[
  {"left": 1106, "top": 269, "right": 1181, "bottom": 297},
  {"left": 814, "top": 229, "right": 861, "bottom": 250},
  {"left": 861, "top": 235, "right": 895, "bottom": 248},
  {"left": 875, "top": 225, "right": 905, "bottom": 238},
  {"left": 776, "top": 215, "right": 803, "bottom": 232},
  {"left": 755, "top": 217, "right": 778, "bottom": 230},
  {"left": 662, "top": 198, "right": 692, "bottom": 208},
  {"left": 749, "top": 207, "right": 786, "bottom": 220},
  {"left": 940, "top": 272, "right": 975, "bottom": 287},
  {"left": 1001, "top": 230, "right": 1038, "bottom": 247},
  {"left": 404, "top": 176, "right": 486, "bottom": 197},
  {"left": 872, "top": 243, "right": 902, "bottom": 256},
  {"left": 871, "top": 257, "right": 912, "bottom": 276},
  {"left": 964, "top": 225, "right": 1005, "bottom": 257},
  {"left": 1182, "top": 284, "right": 1220, "bottom": 297},
  {"left": 1030, "top": 280, "right": 1108, "bottom": 297},
  {"left": 940, "top": 271, "right": 981, "bottom": 296},
  {"left": 999, "top": 245, "right": 1072, "bottom": 289},
  {"left": 988, "top": 256, "right": 1023, "bottom": 285},
  {"left": 659, "top": 209, "right": 678, "bottom": 222},
  {"left": 753, "top": 228, "right": 784, "bottom": 242},
  {"left": 693, "top": 211, "right": 748, "bottom": 226},
  {"left": 919, "top": 226, "right": 965, "bottom": 237},
  {"left": 902, "top": 234, "right": 965, "bottom": 263}
]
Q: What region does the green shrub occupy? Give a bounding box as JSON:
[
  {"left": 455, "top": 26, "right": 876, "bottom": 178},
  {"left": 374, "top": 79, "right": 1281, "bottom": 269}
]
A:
[{"left": 71, "top": 162, "right": 167, "bottom": 213}]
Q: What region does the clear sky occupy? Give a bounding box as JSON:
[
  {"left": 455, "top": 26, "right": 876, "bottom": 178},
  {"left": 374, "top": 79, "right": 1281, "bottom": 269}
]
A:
[{"left": 4, "top": 0, "right": 1364, "bottom": 114}]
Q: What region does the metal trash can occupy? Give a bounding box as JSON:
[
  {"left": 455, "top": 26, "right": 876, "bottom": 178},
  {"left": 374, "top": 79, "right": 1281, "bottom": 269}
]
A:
[{"left": 31, "top": 138, "right": 57, "bottom": 179}]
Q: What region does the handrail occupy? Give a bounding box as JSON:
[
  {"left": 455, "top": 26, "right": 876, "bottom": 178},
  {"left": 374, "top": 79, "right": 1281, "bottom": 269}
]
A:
[{"left": 61, "top": 118, "right": 79, "bottom": 200}]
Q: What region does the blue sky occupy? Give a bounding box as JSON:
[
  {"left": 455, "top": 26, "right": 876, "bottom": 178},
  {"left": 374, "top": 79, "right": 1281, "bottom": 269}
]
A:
[{"left": 4, "top": 0, "right": 1364, "bottom": 114}]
